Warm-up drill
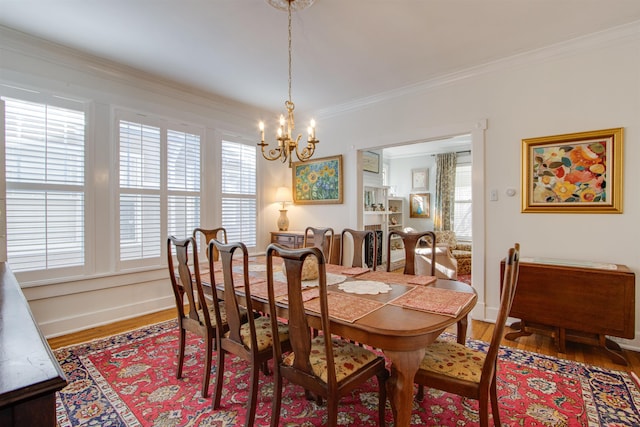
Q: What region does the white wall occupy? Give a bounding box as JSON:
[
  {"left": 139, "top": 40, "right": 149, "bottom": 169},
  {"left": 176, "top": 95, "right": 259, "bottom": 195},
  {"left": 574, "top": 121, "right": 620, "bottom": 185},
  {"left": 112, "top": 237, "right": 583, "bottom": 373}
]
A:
[
  {"left": 312, "top": 24, "right": 640, "bottom": 349},
  {"left": 2, "top": 23, "right": 639, "bottom": 350}
]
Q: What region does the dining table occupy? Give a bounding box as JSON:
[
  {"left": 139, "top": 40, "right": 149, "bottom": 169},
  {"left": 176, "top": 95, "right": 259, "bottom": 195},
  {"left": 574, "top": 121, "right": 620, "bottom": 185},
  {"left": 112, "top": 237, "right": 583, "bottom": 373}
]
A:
[{"left": 206, "top": 256, "right": 477, "bottom": 427}]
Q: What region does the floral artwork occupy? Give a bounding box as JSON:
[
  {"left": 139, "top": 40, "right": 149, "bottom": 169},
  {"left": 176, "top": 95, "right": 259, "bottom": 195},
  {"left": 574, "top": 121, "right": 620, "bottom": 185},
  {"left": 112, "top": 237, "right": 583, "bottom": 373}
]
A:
[
  {"left": 292, "top": 154, "right": 343, "bottom": 204},
  {"left": 522, "top": 128, "right": 623, "bottom": 213}
]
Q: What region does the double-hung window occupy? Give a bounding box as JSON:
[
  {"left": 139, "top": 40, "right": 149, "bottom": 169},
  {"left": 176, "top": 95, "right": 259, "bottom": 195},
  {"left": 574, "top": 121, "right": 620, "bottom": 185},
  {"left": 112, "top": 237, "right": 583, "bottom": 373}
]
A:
[
  {"left": 453, "top": 163, "right": 472, "bottom": 241},
  {"left": 2, "top": 96, "right": 86, "bottom": 275},
  {"left": 220, "top": 140, "right": 257, "bottom": 248},
  {"left": 118, "top": 114, "right": 201, "bottom": 267}
]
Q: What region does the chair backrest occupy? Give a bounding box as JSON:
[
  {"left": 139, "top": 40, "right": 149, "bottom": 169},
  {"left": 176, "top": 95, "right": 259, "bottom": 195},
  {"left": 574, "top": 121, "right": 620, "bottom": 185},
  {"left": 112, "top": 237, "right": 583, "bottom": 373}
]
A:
[
  {"left": 482, "top": 243, "right": 520, "bottom": 379},
  {"left": 387, "top": 229, "right": 436, "bottom": 275},
  {"left": 208, "top": 239, "right": 257, "bottom": 349},
  {"left": 340, "top": 228, "right": 376, "bottom": 269},
  {"left": 193, "top": 227, "right": 228, "bottom": 261},
  {"left": 167, "top": 235, "right": 213, "bottom": 329},
  {"left": 266, "top": 244, "right": 338, "bottom": 388},
  {"left": 303, "top": 226, "right": 334, "bottom": 262}
]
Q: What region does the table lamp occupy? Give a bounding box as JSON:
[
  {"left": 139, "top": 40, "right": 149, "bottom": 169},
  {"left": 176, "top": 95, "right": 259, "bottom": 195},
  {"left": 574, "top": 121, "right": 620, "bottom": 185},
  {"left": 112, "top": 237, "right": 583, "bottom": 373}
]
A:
[{"left": 274, "top": 186, "right": 293, "bottom": 231}]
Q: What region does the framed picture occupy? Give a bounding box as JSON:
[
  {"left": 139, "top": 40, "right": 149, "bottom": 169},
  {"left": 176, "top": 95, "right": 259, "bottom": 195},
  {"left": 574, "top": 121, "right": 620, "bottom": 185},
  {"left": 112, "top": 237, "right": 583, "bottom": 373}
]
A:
[
  {"left": 411, "top": 168, "right": 429, "bottom": 191},
  {"left": 521, "top": 128, "right": 623, "bottom": 213},
  {"left": 410, "top": 193, "right": 430, "bottom": 218},
  {"left": 292, "top": 154, "right": 343, "bottom": 204},
  {"left": 362, "top": 151, "right": 380, "bottom": 173}
]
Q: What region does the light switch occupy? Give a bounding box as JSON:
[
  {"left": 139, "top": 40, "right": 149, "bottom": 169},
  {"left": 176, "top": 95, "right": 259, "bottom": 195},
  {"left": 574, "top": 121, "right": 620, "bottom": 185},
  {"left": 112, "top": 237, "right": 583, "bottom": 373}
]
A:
[{"left": 490, "top": 189, "right": 498, "bottom": 201}]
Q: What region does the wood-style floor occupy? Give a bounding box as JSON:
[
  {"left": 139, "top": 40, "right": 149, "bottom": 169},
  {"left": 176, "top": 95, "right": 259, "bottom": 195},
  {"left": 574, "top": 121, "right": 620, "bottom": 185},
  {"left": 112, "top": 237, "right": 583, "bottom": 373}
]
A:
[{"left": 47, "top": 308, "right": 640, "bottom": 374}]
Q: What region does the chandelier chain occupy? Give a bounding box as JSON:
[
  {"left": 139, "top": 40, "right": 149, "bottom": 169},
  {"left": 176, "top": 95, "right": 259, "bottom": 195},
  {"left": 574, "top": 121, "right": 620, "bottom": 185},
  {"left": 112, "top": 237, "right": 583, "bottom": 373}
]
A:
[{"left": 288, "top": 0, "right": 292, "bottom": 104}]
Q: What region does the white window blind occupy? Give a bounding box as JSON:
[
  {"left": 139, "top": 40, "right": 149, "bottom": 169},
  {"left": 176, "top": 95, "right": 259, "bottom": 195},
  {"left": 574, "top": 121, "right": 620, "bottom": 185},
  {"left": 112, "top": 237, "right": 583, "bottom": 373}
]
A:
[
  {"left": 119, "top": 120, "right": 161, "bottom": 261},
  {"left": 167, "top": 129, "right": 200, "bottom": 239},
  {"left": 3, "top": 97, "right": 86, "bottom": 272},
  {"left": 118, "top": 119, "right": 201, "bottom": 262},
  {"left": 221, "top": 140, "right": 256, "bottom": 247},
  {"left": 454, "top": 163, "right": 472, "bottom": 241}
]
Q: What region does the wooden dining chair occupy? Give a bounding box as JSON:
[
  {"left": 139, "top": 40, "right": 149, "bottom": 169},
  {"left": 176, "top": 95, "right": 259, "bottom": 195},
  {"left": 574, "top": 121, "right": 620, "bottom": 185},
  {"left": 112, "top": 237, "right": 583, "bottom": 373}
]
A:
[
  {"left": 265, "top": 243, "right": 389, "bottom": 427},
  {"left": 303, "top": 226, "right": 334, "bottom": 262},
  {"left": 166, "top": 235, "right": 226, "bottom": 398},
  {"left": 414, "top": 243, "right": 521, "bottom": 427},
  {"left": 387, "top": 229, "right": 436, "bottom": 275},
  {"left": 208, "top": 239, "right": 290, "bottom": 427},
  {"left": 193, "top": 227, "right": 227, "bottom": 261},
  {"left": 340, "top": 228, "right": 376, "bottom": 269}
]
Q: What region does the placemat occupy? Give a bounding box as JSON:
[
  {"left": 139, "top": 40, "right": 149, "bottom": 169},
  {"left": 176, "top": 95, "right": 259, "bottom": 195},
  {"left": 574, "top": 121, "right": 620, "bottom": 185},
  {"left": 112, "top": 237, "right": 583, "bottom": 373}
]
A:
[
  {"left": 304, "top": 292, "right": 384, "bottom": 323},
  {"left": 325, "top": 264, "right": 370, "bottom": 276},
  {"left": 407, "top": 275, "right": 437, "bottom": 286},
  {"left": 355, "top": 270, "right": 418, "bottom": 285},
  {"left": 272, "top": 271, "right": 346, "bottom": 288},
  {"left": 389, "top": 286, "right": 475, "bottom": 317},
  {"left": 249, "top": 280, "right": 288, "bottom": 300}
]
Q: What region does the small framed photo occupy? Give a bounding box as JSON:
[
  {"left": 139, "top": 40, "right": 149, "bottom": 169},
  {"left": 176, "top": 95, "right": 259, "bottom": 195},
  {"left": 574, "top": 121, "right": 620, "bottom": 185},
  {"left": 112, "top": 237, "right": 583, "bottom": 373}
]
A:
[
  {"left": 521, "top": 128, "right": 623, "bottom": 213},
  {"left": 410, "top": 193, "right": 430, "bottom": 218},
  {"left": 362, "top": 151, "right": 380, "bottom": 173},
  {"left": 411, "top": 168, "right": 428, "bottom": 191}
]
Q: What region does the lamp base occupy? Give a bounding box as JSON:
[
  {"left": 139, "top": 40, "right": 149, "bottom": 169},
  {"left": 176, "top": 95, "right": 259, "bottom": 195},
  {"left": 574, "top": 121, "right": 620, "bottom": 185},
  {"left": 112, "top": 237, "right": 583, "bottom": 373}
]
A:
[{"left": 277, "top": 209, "right": 289, "bottom": 231}]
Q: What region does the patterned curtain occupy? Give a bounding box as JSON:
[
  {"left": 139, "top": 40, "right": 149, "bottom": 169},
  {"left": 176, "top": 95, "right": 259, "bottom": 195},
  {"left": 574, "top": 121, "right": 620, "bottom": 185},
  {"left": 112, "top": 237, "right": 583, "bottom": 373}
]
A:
[{"left": 434, "top": 152, "right": 457, "bottom": 231}]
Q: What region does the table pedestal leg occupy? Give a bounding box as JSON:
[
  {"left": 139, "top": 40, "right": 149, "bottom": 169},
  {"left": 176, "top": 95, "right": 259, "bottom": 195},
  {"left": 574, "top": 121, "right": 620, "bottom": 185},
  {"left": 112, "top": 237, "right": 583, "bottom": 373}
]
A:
[{"left": 384, "top": 348, "right": 426, "bottom": 427}]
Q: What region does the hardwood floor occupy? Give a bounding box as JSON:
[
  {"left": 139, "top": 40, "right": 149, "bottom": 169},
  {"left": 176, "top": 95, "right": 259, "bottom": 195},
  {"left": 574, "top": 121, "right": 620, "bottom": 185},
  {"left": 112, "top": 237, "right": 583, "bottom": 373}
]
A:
[{"left": 47, "top": 309, "right": 640, "bottom": 374}]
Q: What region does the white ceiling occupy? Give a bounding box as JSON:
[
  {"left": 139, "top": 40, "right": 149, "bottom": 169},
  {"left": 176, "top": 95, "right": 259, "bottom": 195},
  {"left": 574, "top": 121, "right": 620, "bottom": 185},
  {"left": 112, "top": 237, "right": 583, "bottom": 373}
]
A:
[{"left": 2, "top": 0, "right": 640, "bottom": 116}]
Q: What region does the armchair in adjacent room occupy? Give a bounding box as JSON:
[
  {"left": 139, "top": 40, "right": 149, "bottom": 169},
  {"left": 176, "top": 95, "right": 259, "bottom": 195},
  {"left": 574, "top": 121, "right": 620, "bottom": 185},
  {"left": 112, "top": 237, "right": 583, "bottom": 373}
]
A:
[{"left": 434, "top": 230, "right": 471, "bottom": 275}]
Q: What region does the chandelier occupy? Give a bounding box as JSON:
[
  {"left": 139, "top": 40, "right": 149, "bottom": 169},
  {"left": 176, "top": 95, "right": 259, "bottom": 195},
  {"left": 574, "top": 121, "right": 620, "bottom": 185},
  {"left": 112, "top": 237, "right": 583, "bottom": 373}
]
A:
[{"left": 258, "top": 0, "right": 318, "bottom": 168}]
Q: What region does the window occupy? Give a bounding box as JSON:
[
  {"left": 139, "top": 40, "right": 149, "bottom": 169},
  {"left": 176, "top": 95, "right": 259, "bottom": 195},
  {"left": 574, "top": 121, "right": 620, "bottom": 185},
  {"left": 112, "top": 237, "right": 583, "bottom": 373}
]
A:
[
  {"left": 221, "top": 140, "right": 256, "bottom": 247},
  {"left": 3, "top": 97, "right": 86, "bottom": 273},
  {"left": 453, "top": 163, "right": 472, "bottom": 241},
  {"left": 118, "top": 116, "right": 201, "bottom": 264}
]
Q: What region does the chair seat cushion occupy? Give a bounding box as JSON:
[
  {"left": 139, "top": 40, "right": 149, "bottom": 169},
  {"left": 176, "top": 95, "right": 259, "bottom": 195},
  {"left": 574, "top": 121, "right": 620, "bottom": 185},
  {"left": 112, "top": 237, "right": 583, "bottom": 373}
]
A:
[
  {"left": 283, "top": 336, "right": 381, "bottom": 383},
  {"left": 197, "top": 304, "right": 227, "bottom": 327},
  {"left": 233, "top": 316, "right": 289, "bottom": 351},
  {"left": 419, "top": 339, "right": 486, "bottom": 383}
]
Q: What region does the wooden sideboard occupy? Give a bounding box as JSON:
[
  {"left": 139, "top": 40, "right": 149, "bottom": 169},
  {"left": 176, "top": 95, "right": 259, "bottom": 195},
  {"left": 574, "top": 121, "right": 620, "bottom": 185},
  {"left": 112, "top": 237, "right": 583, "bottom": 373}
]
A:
[
  {"left": 0, "top": 262, "right": 67, "bottom": 426},
  {"left": 270, "top": 231, "right": 341, "bottom": 265},
  {"left": 501, "top": 257, "right": 635, "bottom": 365}
]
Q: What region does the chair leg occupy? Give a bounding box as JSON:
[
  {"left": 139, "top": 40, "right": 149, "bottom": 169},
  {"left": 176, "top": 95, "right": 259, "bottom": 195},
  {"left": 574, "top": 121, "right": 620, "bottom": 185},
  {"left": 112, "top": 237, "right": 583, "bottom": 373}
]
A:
[
  {"left": 416, "top": 384, "right": 425, "bottom": 402},
  {"left": 490, "top": 373, "right": 501, "bottom": 427},
  {"left": 244, "top": 359, "right": 260, "bottom": 427},
  {"left": 202, "top": 336, "right": 213, "bottom": 398},
  {"left": 270, "top": 369, "right": 283, "bottom": 427},
  {"left": 326, "top": 397, "right": 339, "bottom": 427},
  {"left": 212, "top": 349, "right": 225, "bottom": 409},
  {"left": 176, "top": 328, "right": 186, "bottom": 379}
]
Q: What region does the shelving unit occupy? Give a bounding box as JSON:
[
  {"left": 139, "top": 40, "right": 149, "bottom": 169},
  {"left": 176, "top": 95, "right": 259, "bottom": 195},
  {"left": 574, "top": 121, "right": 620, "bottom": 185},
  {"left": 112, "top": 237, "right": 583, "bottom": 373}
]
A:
[{"left": 363, "top": 186, "right": 405, "bottom": 270}]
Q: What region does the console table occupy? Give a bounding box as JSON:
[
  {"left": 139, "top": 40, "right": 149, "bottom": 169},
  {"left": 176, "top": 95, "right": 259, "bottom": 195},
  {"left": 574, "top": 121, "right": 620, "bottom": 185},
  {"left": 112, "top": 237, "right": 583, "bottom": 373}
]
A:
[
  {"left": 501, "top": 257, "right": 635, "bottom": 365},
  {"left": 0, "top": 262, "right": 67, "bottom": 426}
]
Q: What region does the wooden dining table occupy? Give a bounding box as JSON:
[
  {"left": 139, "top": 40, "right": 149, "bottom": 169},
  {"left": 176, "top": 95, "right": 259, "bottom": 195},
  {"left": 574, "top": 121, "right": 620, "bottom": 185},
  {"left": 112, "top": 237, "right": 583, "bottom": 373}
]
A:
[{"left": 207, "top": 257, "right": 477, "bottom": 427}]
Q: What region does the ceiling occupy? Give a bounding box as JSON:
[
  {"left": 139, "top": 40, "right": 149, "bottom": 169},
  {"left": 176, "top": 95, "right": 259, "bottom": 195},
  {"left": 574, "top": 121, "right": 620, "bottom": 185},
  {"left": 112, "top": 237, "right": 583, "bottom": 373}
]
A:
[{"left": 2, "top": 0, "right": 640, "bottom": 117}]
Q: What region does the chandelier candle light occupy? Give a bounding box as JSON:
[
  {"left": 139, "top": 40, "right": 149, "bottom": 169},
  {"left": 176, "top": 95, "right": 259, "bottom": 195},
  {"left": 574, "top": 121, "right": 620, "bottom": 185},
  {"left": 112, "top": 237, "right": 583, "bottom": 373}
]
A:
[{"left": 259, "top": 0, "right": 318, "bottom": 168}]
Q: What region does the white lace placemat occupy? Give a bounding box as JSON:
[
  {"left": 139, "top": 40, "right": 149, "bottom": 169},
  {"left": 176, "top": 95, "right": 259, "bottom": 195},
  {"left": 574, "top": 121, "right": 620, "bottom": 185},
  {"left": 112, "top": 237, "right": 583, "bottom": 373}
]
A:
[
  {"left": 338, "top": 280, "right": 392, "bottom": 295},
  {"left": 272, "top": 271, "right": 347, "bottom": 288}
]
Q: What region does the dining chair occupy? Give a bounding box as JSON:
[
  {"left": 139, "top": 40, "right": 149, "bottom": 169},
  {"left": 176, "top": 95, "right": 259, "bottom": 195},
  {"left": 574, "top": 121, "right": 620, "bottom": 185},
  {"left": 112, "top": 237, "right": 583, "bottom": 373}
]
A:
[
  {"left": 193, "top": 227, "right": 227, "bottom": 261},
  {"left": 303, "top": 226, "right": 334, "bottom": 262},
  {"left": 387, "top": 229, "right": 436, "bottom": 275},
  {"left": 265, "top": 243, "right": 389, "bottom": 427},
  {"left": 166, "top": 235, "right": 226, "bottom": 398},
  {"left": 208, "top": 239, "right": 290, "bottom": 427},
  {"left": 414, "top": 243, "right": 521, "bottom": 427},
  {"left": 340, "top": 228, "right": 376, "bottom": 269}
]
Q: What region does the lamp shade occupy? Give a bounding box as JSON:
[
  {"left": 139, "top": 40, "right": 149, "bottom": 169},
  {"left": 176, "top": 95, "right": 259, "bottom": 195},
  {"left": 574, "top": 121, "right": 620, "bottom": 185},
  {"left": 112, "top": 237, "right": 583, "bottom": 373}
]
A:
[{"left": 275, "top": 186, "right": 292, "bottom": 203}]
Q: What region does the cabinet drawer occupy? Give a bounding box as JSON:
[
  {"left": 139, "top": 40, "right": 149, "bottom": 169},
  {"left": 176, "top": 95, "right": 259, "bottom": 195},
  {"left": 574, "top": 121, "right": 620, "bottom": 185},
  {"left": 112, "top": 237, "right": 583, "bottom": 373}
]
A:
[{"left": 271, "top": 233, "right": 304, "bottom": 248}]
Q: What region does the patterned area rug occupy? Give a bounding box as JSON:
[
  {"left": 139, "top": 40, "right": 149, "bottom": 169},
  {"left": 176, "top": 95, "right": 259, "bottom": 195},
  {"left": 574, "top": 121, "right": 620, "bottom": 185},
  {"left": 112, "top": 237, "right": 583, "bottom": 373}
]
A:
[{"left": 54, "top": 320, "right": 640, "bottom": 426}]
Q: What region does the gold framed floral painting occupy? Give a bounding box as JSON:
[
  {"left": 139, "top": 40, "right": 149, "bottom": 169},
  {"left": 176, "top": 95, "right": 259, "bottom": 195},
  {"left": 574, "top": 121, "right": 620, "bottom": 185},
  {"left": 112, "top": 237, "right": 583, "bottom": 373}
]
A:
[
  {"left": 521, "top": 128, "right": 623, "bottom": 213},
  {"left": 292, "top": 154, "right": 343, "bottom": 204}
]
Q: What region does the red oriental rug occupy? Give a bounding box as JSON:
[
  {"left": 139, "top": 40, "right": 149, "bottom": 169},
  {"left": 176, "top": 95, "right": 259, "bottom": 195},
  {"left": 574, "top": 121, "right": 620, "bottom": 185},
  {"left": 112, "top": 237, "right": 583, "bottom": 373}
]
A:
[{"left": 54, "top": 320, "right": 640, "bottom": 426}]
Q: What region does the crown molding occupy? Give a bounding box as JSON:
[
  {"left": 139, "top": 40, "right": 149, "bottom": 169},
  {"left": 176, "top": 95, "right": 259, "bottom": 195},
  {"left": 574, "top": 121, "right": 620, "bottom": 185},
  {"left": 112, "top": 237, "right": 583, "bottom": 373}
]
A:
[
  {"left": 0, "top": 25, "right": 269, "bottom": 122},
  {"left": 316, "top": 20, "right": 640, "bottom": 120}
]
